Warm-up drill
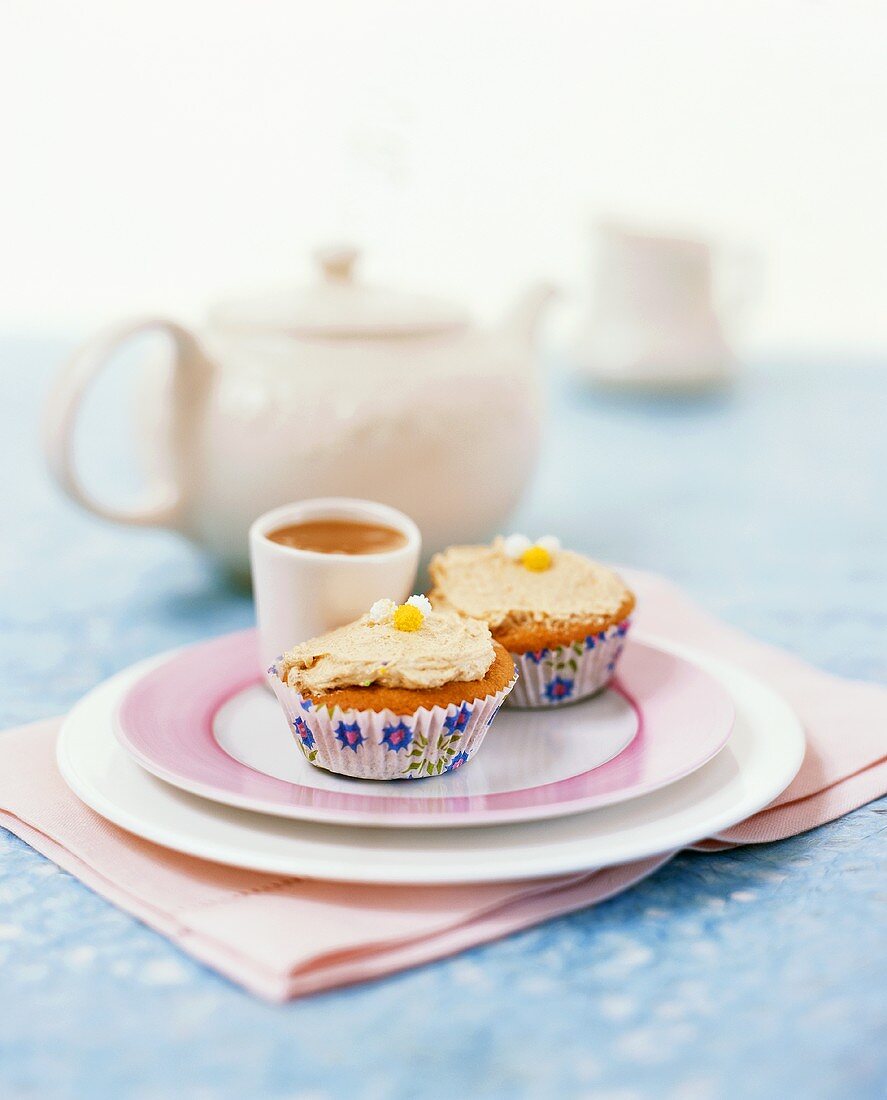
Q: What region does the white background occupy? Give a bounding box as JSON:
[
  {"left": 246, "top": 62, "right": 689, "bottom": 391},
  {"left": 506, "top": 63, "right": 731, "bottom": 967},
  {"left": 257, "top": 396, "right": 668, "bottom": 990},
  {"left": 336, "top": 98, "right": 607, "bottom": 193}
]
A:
[{"left": 1, "top": 0, "right": 886, "bottom": 356}]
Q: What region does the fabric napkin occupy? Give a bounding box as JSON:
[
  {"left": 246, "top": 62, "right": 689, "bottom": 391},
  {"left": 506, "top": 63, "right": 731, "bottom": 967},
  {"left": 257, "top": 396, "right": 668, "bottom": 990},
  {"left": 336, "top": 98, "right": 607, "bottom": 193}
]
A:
[{"left": 0, "top": 570, "right": 884, "bottom": 1000}]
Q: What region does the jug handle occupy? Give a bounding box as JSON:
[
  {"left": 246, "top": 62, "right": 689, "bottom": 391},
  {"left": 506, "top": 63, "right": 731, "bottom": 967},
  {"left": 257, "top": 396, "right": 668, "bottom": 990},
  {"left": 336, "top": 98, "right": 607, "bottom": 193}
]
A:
[{"left": 43, "top": 317, "right": 203, "bottom": 528}]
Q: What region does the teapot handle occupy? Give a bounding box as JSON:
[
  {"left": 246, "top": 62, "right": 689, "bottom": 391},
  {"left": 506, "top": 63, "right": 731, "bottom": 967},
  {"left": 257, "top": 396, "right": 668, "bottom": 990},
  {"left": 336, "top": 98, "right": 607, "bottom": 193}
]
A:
[{"left": 43, "top": 317, "right": 204, "bottom": 528}]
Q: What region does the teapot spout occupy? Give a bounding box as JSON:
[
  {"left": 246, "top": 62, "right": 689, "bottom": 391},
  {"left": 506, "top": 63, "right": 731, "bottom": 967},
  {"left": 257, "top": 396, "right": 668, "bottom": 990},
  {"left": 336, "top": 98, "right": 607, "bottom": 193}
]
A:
[{"left": 505, "top": 283, "right": 558, "bottom": 342}]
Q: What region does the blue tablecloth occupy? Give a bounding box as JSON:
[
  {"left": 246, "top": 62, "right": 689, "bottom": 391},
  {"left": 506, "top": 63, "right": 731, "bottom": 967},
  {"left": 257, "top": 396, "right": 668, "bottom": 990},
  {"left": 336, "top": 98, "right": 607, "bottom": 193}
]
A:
[{"left": 1, "top": 341, "right": 884, "bottom": 1099}]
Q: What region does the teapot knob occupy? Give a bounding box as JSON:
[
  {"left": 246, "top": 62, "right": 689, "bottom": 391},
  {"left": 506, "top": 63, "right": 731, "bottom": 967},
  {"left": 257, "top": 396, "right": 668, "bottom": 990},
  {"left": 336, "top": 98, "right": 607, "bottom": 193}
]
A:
[{"left": 315, "top": 245, "right": 359, "bottom": 283}]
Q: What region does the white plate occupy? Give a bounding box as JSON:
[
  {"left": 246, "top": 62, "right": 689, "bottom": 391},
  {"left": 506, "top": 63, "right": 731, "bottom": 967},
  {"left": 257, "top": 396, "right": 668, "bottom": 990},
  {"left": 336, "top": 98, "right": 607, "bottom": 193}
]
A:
[{"left": 56, "top": 637, "right": 805, "bottom": 885}]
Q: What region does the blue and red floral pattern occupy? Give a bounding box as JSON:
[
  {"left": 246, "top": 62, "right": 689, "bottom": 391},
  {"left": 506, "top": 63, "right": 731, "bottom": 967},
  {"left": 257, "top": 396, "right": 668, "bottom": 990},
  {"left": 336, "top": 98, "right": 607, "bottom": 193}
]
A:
[
  {"left": 543, "top": 675, "right": 574, "bottom": 703},
  {"left": 525, "top": 648, "right": 550, "bottom": 664},
  {"left": 292, "top": 715, "right": 315, "bottom": 750},
  {"left": 445, "top": 750, "right": 470, "bottom": 772},
  {"left": 443, "top": 704, "right": 473, "bottom": 735},
  {"left": 335, "top": 721, "right": 365, "bottom": 752},
  {"left": 380, "top": 721, "right": 413, "bottom": 753}
]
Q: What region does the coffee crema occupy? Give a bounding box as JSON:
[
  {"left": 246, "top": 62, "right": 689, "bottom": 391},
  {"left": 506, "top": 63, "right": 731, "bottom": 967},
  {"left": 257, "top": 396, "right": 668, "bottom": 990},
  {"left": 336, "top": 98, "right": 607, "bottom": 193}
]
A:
[{"left": 266, "top": 518, "right": 408, "bottom": 556}]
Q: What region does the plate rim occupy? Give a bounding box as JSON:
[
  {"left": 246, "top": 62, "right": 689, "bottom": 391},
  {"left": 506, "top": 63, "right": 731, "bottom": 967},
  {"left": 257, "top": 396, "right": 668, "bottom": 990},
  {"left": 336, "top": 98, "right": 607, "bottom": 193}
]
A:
[
  {"left": 55, "top": 638, "right": 806, "bottom": 885},
  {"left": 110, "top": 630, "right": 736, "bottom": 828}
]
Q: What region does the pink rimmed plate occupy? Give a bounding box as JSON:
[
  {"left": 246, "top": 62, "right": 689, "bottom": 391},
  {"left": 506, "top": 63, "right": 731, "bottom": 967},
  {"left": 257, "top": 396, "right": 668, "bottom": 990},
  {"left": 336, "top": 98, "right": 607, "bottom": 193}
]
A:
[{"left": 113, "top": 630, "right": 735, "bottom": 828}]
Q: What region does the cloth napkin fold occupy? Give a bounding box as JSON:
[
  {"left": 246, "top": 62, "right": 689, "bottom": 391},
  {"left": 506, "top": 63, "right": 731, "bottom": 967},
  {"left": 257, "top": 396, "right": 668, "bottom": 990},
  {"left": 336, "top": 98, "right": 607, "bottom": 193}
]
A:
[{"left": 1, "top": 570, "right": 884, "bottom": 1000}]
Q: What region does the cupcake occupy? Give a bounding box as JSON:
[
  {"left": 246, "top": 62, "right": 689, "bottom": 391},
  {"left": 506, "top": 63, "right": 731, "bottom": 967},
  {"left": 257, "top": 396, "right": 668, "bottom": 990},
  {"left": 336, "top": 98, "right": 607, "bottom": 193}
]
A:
[
  {"left": 429, "top": 536, "right": 634, "bottom": 708},
  {"left": 268, "top": 595, "right": 517, "bottom": 779}
]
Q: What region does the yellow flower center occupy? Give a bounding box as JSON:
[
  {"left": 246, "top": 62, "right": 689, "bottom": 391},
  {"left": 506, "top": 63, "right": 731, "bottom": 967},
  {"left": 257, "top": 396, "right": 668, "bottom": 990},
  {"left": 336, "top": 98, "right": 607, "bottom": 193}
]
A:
[
  {"left": 521, "top": 545, "right": 552, "bottom": 572},
  {"left": 393, "top": 603, "right": 424, "bottom": 631}
]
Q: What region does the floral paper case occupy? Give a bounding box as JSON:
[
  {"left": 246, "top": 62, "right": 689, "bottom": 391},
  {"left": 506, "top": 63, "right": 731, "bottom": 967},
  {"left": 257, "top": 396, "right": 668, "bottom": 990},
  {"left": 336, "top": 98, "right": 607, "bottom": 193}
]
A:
[
  {"left": 506, "top": 619, "right": 631, "bottom": 709},
  {"left": 267, "top": 664, "right": 516, "bottom": 781}
]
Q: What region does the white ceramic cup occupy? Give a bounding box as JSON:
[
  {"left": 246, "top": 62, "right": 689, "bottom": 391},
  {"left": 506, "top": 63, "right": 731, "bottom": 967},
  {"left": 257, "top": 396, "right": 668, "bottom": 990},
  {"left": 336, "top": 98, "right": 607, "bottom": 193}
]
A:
[{"left": 249, "top": 498, "right": 421, "bottom": 672}]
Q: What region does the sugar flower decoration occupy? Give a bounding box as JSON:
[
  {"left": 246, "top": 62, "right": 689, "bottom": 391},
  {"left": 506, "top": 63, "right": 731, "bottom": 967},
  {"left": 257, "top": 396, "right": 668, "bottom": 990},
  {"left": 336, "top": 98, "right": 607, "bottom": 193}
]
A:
[
  {"left": 536, "top": 535, "right": 561, "bottom": 555},
  {"left": 405, "top": 593, "right": 432, "bottom": 616},
  {"left": 369, "top": 598, "right": 397, "bottom": 624},
  {"left": 369, "top": 594, "right": 431, "bottom": 632},
  {"left": 501, "top": 533, "right": 561, "bottom": 572},
  {"left": 393, "top": 602, "right": 424, "bottom": 632},
  {"left": 502, "top": 533, "right": 532, "bottom": 560}
]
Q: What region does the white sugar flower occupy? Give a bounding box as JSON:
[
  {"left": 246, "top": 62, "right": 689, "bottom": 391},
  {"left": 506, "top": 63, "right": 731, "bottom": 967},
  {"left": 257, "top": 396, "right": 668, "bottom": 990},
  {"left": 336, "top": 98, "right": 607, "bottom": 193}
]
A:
[
  {"left": 502, "top": 533, "right": 532, "bottom": 560},
  {"left": 536, "top": 535, "right": 561, "bottom": 555},
  {"left": 405, "top": 593, "right": 432, "bottom": 617},
  {"left": 368, "top": 598, "right": 396, "bottom": 624}
]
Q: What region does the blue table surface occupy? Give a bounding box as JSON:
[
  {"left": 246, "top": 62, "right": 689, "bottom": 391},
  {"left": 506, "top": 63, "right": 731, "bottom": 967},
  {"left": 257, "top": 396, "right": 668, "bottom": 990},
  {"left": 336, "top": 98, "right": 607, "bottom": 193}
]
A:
[{"left": 0, "top": 342, "right": 884, "bottom": 1100}]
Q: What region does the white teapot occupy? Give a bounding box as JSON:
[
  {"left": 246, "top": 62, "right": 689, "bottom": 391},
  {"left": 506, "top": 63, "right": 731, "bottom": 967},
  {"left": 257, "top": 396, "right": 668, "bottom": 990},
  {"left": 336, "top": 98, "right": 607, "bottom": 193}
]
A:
[{"left": 45, "top": 248, "right": 553, "bottom": 576}]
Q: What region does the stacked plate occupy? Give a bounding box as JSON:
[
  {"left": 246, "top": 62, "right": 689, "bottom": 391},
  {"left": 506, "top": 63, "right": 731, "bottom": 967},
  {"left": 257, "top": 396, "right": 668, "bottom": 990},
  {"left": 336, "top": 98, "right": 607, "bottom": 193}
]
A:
[{"left": 57, "top": 630, "right": 804, "bottom": 884}]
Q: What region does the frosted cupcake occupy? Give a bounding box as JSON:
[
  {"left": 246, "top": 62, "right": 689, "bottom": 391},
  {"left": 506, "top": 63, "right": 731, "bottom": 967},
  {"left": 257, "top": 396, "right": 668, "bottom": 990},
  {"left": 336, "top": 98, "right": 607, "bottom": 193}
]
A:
[
  {"left": 268, "top": 595, "right": 517, "bottom": 779},
  {"left": 429, "top": 536, "right": 634, "bottom": 708}
]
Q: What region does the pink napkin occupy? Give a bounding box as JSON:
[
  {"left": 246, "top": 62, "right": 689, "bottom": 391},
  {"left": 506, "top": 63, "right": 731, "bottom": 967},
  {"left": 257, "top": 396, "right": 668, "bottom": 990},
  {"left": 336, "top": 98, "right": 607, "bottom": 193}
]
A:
[
  {"left": 0, "top": 570, "right": 884, "bottom": 1001},
  {"left": 627, "top": 569, "right": 887, "bottom": 847}
]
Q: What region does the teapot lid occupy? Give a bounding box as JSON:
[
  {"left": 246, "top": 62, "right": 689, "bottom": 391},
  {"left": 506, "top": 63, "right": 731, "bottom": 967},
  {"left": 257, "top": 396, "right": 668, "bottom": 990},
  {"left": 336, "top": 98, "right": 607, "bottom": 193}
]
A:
[{"left": 210, "top": 247, "right": 468, "bottom": 338}]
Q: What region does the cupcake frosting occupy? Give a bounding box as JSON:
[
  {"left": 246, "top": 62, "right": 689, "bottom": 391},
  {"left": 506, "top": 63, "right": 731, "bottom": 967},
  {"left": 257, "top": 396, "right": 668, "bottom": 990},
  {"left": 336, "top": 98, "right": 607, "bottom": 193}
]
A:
[
  {"left": 277, "top": 610, "right": 495, "bottom": 695},
  {"left": 429, "top": 539, "right": 631, "bottom": 636}
]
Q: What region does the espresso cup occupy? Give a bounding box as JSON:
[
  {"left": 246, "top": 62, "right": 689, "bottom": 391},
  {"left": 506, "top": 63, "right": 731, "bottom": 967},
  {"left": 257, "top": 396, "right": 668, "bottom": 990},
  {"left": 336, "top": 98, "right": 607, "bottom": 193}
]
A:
[{"left": 249, "top": 498, "right": 421, "bottom": 672}]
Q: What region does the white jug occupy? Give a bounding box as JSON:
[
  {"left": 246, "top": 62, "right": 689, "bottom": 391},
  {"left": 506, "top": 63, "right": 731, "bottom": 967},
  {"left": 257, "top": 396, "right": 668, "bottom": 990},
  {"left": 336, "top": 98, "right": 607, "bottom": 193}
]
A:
[{"left": 574, "top": 223, "right": 751, "bottom": 389}]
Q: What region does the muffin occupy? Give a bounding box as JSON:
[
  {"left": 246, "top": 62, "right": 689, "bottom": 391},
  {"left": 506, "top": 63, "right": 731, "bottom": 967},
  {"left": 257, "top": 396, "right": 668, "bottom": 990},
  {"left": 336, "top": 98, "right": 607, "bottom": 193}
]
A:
[
  {"left": 429, "top": 536, "right": 634, "bottom": 708},
  {"left": 268, "top": 595, "right": 517, "bottom": 779}
]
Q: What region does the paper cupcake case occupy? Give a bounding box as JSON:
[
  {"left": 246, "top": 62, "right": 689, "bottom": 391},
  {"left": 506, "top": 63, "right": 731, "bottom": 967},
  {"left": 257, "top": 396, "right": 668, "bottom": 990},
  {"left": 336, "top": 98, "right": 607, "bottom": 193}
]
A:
[
  {"left": 505, "top": 619, "right": 631, "bottom": 709},
  {"left": 268, "top": 670, "right": 517, "bottom": 781}
]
